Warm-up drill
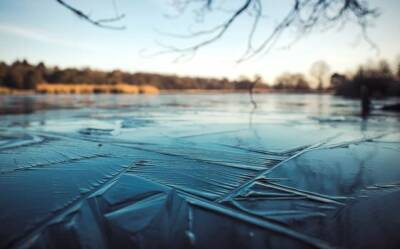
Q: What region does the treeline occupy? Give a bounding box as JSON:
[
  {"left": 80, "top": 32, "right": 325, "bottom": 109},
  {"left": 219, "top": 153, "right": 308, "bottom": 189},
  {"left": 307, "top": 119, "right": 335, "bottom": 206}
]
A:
[
  {"left": 2, "top": 59, "right": 399, "bottom": 96},
  {"left": 0, "top": 60, "right": 268, "bottom": 91},
  {"left": 331, "top": 60, "right": 400, "bottom": 98},
  {"left": 273, "top": 72, "right": 311, "bottom": 92}
]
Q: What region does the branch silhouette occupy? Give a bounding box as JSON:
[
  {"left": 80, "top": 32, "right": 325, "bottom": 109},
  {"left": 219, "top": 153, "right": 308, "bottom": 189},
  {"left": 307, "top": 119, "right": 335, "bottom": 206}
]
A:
[
  {"left": 161, "top": 0, "right": 378, "bottom": 62},
  {"left": 55, "top": 0, "right": 379, "bottom": 60},
  {"left": 55, "top": 0, "right": 126, "bottom": 30}
]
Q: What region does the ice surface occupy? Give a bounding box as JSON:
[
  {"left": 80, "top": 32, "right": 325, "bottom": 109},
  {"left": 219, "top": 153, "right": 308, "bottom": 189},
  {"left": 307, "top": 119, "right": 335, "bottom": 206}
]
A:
[{"left": 0, "top": 93, "right": 399, "bottom": 249}]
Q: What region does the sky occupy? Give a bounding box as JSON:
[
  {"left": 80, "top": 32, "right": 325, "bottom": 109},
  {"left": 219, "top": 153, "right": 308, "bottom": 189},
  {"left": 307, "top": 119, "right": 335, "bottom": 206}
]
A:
[{"left": 0, "top": 0, "right": 399, "bottom": 85}]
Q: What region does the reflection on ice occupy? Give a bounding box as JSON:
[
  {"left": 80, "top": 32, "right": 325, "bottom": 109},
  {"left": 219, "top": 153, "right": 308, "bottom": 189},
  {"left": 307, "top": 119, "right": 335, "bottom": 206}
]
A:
[{"left": 0, "top": 93, "right": 399, "bottom": 248}]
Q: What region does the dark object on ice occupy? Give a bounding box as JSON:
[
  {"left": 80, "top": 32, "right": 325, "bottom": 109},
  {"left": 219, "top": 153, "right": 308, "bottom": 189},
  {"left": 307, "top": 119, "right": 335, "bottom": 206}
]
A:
[
  {"left": 121, "top": 117, "right": 154, "bottom": 128},
  {"left": 382, "top": 103, "right": 400, "bottom": 112},
  {"left": 78, "top": 128, "right": 114, "bottom": 136},
  {"left": 360, "top": 85, "right": 371, "bottom": 118}
]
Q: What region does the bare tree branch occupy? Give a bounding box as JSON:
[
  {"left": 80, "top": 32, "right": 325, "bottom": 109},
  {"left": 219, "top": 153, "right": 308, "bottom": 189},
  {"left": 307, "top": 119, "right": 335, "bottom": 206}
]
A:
[
  {"left": 54, "top": 0, "right": 379, "bottom": 60},
  {"left": 163, "top": 0, "right": 253, "bottom": 55},
  {"left": 55, "top": 0, "right": 126, "bottom": 30},
  {"left": 161, "top": 0, "right": 379, "bottom": 62}
]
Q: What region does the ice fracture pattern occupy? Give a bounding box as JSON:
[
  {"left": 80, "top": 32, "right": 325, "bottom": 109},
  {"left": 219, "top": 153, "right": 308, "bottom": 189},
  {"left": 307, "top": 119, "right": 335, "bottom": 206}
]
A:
[{"left": 0, "top": 93, "right": 400, "bottom": 249}]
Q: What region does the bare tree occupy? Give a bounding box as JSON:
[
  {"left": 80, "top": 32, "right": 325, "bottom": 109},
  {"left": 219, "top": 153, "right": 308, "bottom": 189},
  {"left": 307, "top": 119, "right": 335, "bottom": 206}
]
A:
[
  {"left": 55, "top": 0, "right": 378, "bottom": 61},
  {"left": 275, "top": 72, "right": 310, "bottom": 90},
  {"left": 310, "top": 60, "right": 330, "bottom": 91}
]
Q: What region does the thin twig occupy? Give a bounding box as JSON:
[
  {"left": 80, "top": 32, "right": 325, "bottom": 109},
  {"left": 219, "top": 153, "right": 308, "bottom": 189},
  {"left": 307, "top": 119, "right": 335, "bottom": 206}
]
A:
[{"left": 56, "top": 0, "right": 126, "bottom": 30}]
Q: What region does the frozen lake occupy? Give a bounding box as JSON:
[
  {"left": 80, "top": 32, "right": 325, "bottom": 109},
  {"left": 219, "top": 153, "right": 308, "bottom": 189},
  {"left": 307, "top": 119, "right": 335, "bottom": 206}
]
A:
[{"left": 0, "top": 93, "right": 400, "bottom": 249}]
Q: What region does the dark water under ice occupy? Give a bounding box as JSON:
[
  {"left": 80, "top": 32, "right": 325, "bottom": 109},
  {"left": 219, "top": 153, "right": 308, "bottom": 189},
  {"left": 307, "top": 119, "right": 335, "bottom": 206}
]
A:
[{"left": 0, "top": 93, "right": 400, "bottom": 249}]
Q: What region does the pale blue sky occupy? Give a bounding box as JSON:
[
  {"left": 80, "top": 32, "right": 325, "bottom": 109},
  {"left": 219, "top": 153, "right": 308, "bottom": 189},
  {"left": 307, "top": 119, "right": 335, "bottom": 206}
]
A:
[{"left": 0, "top": 0, "right": 399, "bottom": 84}]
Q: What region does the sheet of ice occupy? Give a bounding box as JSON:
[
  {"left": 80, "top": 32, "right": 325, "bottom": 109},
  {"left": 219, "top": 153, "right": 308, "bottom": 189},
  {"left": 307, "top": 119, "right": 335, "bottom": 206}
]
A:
[
  {"left": 0, "top": 93, "right": 399, "bottom": 249},
  {"left": 264, "top": 141, "right": 400, "bottom": 196}
]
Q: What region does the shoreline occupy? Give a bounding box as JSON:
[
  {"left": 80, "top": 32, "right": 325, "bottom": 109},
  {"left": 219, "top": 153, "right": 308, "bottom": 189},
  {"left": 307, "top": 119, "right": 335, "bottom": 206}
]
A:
[{"left": 0, "top": 86, "right": 329, "bottom": 95}]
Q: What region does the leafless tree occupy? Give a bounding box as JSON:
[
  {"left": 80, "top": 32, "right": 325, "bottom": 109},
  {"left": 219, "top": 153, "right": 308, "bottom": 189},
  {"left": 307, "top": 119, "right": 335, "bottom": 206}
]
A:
[
  {"left": 310, "top": 60, "right": 330, "bottom": 91},
  {"left": 55, "top": 0, "right": 378, "bottom": 61},
  {"left": 275, "top": 72, "right": 310, "bottom": 90}
]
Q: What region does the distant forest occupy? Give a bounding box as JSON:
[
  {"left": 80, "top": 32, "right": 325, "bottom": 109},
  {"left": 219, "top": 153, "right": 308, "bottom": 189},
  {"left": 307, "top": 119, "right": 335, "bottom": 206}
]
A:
[
  {"left": 0, "top": 60, "right": 268, "bottom": 91},
  {"left": 332, "top": 60, "right": 400, "bottom": 98},
  {"left": 0, "top": 59, "right": 399, "bottom": 97}
]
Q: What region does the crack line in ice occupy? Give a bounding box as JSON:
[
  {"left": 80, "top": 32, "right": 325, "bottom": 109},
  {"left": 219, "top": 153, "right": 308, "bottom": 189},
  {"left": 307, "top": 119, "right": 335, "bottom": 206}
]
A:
[
  {"left": 177, "top": 128, "right": 247, "bottom": 139},
  {"left": 0, "top": 134, "right": 51, "bottom": 151},
  {"left": 322, "top": 132, "right": 390, "bottom": 150},
  {"left": 217, "top": 143, "right": 310, "bottom": 157},
  {"left": 215, "top": 137, "right": 335, "bottom": 203},
  {"left": 252, "top": 182, "right": 345, "bottom": 205},
  {"left": 115, "top": 142, "right": 272, "bottom": 171},
  {"left": 126, "top": 172, "right": 336, "bottom": 248},
  {"left": 6, "top": 159, "right": 139, "bottom": 249},
  {"left": 229, "top": 199, "right": 327, "bottom": 219},
  {"left": 0, "top": 153, "right": 111, "bottom": 175},
  {"left": 184, "top": 196, "right": 335, "bottom": 249}
]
